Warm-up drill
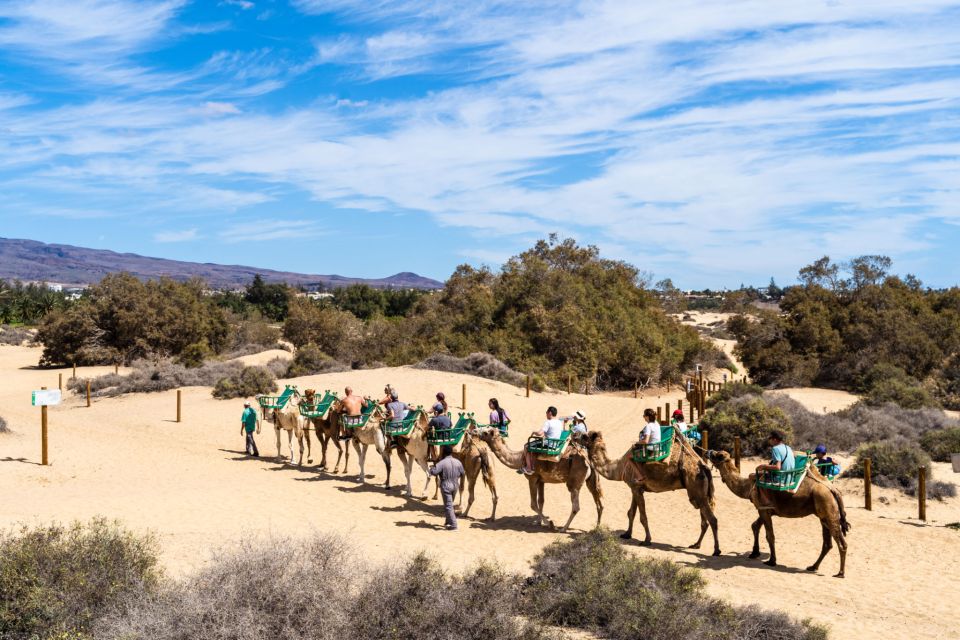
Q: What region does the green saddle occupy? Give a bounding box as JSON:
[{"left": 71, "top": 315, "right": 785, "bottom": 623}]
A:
[
  {"left": 756, "top": 454, "right": 810, "bottom": 492},
  {"left": 298, "top": 390, "right": 339, "bottom": 419},
  {"left": 814, "top": 460, "right": 841, "bottom": 481},
  {"left": 631, "top": 427, "right": 674, "bottom": 463},
  {"left": 383, "top": 406, "right": 423, "bottom": 438},
  {"left": 427, "top": 412, "right": 471, "bottom": 447},
  {"left": 528, "top": 429, "right": 572, "bottom": 456},
  {"left": 343, "top": 401, "right": 379, "bottom": 430},
  {"left": 258, "top": 385, "right": 298, "bottom": 412}
]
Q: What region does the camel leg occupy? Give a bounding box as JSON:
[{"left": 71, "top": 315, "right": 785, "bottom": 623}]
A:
[
  {"left": 538, "top": 481, "right": 553, "bottom": 529},
  {"left": 457, "top": 474, "right": 465, "bottom": 508},
  {"left": 354, "top": 440, "right": 366, "bottom": 483},
  {"left": 760, "top": 512, "right": 777, "bottom": 567},
  {"left": 692, "top": 506, "right": 721, "bottom": 556},
  {"left": 376, "top": 433, "right": 392, "bottom": 490},
  {"left": 632, "top": 490, "right": 652, "bottom": 545},
  {"left": 288, "top": 430, "right": 297, "bottom": 465},
  {"left": 461, "top": 468, "right": 477, "bottom": 519},
  {"left": 338, "top": 437, "right": 349, "bottom": 474},
  {"left": 832, "top": 521, "right": 848, "bottom": 578},
  {"left": 396, "top": 449, "right": 411, "bottom": 495},
  {"left": 622, "top": 493, "right": 638, "bottom": 539},
  {"left": 749, "top": 517, "right": 763, "bottom": 558},
  {"left": 304, "top": 425, "right": 312, "bottom": 465},
  {"left": 275, "top": 427, "right": 282, "bottom": 460},
  {"left": 586, "top": 470, "right": 603, "bottom": 527},
  {"left": 807, "top": 522, "right": 833, "bottom": 574},
  {"left": 319, "top": 432, "right": 329, "bottom": 470},
  {"left": 486, "top": 471, "right": 498, "bottom": 522},
  {"left": 416, "top": 457, "right": 431, "bottom": 499},
  {"left": 560, "top": 484, "right": 582, "bottom": 532},
  {"left": 528, "top": 478, "right": 544, "bottom": 526}
]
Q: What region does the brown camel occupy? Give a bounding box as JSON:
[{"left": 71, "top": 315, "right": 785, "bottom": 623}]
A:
[
  {"left": 707, "top": 450, "right": 850, "bottom": 577},
  {"left": 478, "top": 428, "right": 601, "bottom": 531},
  {"left": 332, "top": 399, "right": 392, "bottom": 488},
  {"left": 585, "top": 431, "right": 720, "bottom": 555},
  {"left": 302, "top": 389, "right": 348, "bottom": 473}
]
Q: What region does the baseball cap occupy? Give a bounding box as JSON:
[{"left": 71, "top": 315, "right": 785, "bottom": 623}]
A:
[
  {"left": 814, "top": 444, "right": 827, "bottom": 455},
  {"left": 432, "top": 402, "right": 445, "bottom": 413},
  {"left": 244, "top": 401, "right": 251, "bottom": 407}
]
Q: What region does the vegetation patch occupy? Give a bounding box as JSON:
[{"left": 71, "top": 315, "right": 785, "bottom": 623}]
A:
[
  {"left": 211, "top": 366, "right": 278, "bottom": 400},
  {"left": 69, "top": 360, "right": 244, "bottom": 397},
  {"left": 0, "top": 415, "right": 8, "bottom": 434},
  {"left": 284, "top": 343, "right": 351, "bottom": 378},
  {"left": 698, "top": 395, "right": 792, "bottom": 456},
  {"left": 919, "top": 427, "right": 960, "bottom": 462},
  {"left": 415, "top": 352, "right": 528, "bottom": 387},
  {"left": 0, "top": 324, "right": 34, "bottom": 346}
]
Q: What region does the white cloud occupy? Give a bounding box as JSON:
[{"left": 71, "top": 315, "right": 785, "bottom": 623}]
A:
[
  {"left": 218, "top": 219, "right": 327, "bottom": 243},
  {"left": 154, "top": 228, "right": 200, "bottom": 242},
  {"left": 203, "top": 101, "right": 241, "bottom": 115}
]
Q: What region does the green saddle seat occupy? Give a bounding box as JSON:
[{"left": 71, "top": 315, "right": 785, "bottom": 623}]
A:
[
  {"left": 383, "top": 407, "right": 423, "bottom": 438},
  {"left": 427, "top": 413, "right": 471, "bottom": 446},
  {"left": 258, "top": 385, "right": 298, "bottom": 412},
  {"left": 298, "top": 390, "right": 339, "bottom": 419},
  {"left": 814, "top": 460, "right": 841, "bottom": 480},
  {"left": 631, "top": 427, "right": 675, "bottom": 463},
  {"left": 756, "top": 454, "right": 810, "bottom": 491},
  {"left": 528, "top": 429, "right": 572, "bottom": 456},
  {"left": 343, "top": 402, "right": 379, "bottom": 430}
]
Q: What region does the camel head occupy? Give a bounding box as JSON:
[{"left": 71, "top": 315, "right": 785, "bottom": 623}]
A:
[
  {"left": 303, "top": 389, "right": 317, "bottom": 404},
  {"left": 584, "top": 430, "right": 605, "bottom": 452},
  {"left": 707, "top": 450, "right": 732, "bottom": 468},
  {"left": 476, "top": 425, "right": 501, "bottom": 445}
]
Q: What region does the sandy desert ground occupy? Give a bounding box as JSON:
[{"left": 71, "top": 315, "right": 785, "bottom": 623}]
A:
[{"left": 2, "top": 344, "right": 959, "bottom": 639}]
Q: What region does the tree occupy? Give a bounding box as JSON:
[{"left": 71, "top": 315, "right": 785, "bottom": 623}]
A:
[{"left": 244, "top": 275, "right": 290, "bottom": 321}]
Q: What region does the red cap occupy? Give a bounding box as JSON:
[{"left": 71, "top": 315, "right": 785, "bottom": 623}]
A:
[{"left": 673, "top": 409, "right": 684, "bottom": 417}]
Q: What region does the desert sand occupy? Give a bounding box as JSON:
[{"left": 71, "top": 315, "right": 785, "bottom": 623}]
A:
[{"left": 1, "top": 344, "right": 959, "bottom": 639}]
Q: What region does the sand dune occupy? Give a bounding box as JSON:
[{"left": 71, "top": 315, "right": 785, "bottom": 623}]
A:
[{"left": 1, "top": 344, "right": 958, "bottom": 639}]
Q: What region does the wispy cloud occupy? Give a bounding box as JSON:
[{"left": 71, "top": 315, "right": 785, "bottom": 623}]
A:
[
  {"left": 154, "top": 228, "right": 200, "bottom": 242},
  {"left": 217, "top": 219, "right": 327, "bottom": 243}
]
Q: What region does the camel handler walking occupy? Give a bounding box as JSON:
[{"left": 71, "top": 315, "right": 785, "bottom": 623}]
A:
[
  {"left": 429, "top": 445, "right": 465, "bottom": 530},
  {"left": 241, "top": 401, "right": 260, "bottom": 457}
]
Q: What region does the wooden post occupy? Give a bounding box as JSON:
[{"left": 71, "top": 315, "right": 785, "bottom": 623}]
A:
[
  {"left": 864, "top": 458, "right": 872, "bottom": 511},
  {"left": 86, "top": 381, "right": 91, "bottom": 407},
  {"left": 72, "top": 363, "right": 76, "bottom": 379},
  {"left": 665, "top": 402, "right": 670, "bottom": 422},
  {"left": 656, "top": 406, "right": 662, "bottom": 423},
  {"left": 461, "top": 383, "right": 467, "bottom": 410},
  {"left": 567, "top": 374, "right": 572, "bottom": 395},
  {"left": 41, "top": 386, "right": 48, "bottom": 466},
  {"left": 115, "top": 363, "right": 119, "bottom": 375},
  {"left": 678, "top": 399, "right": 683, "bottom": 414},
  {"left": 918, "top": 466, "right": 926, "bottom": 522},
  {"left": 176, "top": 389, "right": 182, "bottom": 423},
  {"left": 58, "top": 373, "right": 62, "bottom": 391},
  {"left": 633, "top": 385, "right": 638, "bottom": 399},
  {"left": 526, "top": 375, "right": 531, "bottom": 398},
  {"left": 734, "top": 436, "right": 741, "bottom": 471}
]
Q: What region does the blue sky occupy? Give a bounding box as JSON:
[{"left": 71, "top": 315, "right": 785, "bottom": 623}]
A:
[{"left": 1, "top": 1, "right": 960, "bottom": 287}]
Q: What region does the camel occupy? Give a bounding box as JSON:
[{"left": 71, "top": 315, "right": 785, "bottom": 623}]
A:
[
  {"left": 384, "top": 409, "right": 434, "bottom": 498},
  {"left": 478, "top": 428, "right": 601, "bottom": 531},
  {"left": 429, "top": 426, "right": 499, "bottom": 520},
  {"left": 270, "top": 399, "right": 311, "bottom": 466},
  {"left": 332, "top": 399, "right": 392, "bottom": 489},
  {"left": 585, "top": 431, "right": 720, "bottom": 555},
  {"left": 302, "top": 389, "right": 348, "bottom": 473},
  {"left": 707, "top": 450, "right": 850, "bottom": 577}
]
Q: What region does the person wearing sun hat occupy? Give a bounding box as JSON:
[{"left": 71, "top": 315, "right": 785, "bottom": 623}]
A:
[{"left": 570, "top": 410, "right": 588, "bottom": 435}]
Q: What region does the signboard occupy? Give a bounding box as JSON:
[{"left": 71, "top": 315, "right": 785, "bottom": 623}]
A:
[{"left": 32, "top": 389, "right": 62, "bottom": 406}]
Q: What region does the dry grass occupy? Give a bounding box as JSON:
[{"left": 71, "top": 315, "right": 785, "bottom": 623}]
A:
[
  {"left": 68, "top": 359, "right": 244, "bottom": 397},
  {"left": 0, "top": 325, "right": 33, "bottom": 346},
  {"left": 415, "top": 352, "right": 528, "bottom": 387}
]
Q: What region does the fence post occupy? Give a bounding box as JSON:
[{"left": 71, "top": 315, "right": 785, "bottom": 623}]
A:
[
  {"left": 41, "top": 386, "right": 49, "bottom": 466},
  {"left": 176, "top": 389, "right": 182, "bottom": 423},
  {"left": 567, "top": 374, "right": 572, "bottom": 395},
  {"left": 701, "top": 428, "right": 709, "bottom": 452},
  {"left": 678, "top": 399, "right": 683, "bottom": 414},
  {"left": 665, "top": 402, "right": 670, "bottom": 422},
  {"left": 633, "top": 384, "right": 638, "bottom": 399},
  {"left": 461, "top": 383, "right": 467, "bottom": 410},
  {"left": 526, "top": 375, "right": 531, "bottom": 398},
  {"left": 115, "top": 363, "right": 119, "bottom": 375},
  {"left": 72, "top": 363, "right": 76, "bottom": 380},
  {"left": 656, "top": 406, "right": 662, "bottom": 424},
  {"left": 919, "top": 466, "right": 926, "bottom": 522},
  {"left": 734, "top": 436, "right": 741, "bottom": 471},
  {"left": 86, "top": 381, "right": 91, "bottom": 408},
  {"left": 58, "top": 373, "right": 62, "bottom": 391},
  {"left": 864, "top": 458, "right": 872, "bottom": 511}
]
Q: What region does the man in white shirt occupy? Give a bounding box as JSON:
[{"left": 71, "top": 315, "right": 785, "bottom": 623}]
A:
[{"left": 520, "top": 406, "right": 564, "bottom": 475}]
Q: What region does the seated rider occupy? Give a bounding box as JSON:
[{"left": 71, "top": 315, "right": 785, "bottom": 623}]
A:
[
  {"left": 435, "top": 391, "right": 448, "bottom": 414},
  {"left": 339, "top": 386, "right": 369, "bottom": 438},
  {"left": 570, "top": 410, "right": 588, "bottom": 436},
  {"left": 428, "top": 402, "right": 451, "bottom": 438},
  {"left": 813, "top": 444, "right": 840, "bottom": 476},
  {"left": 385, "top": 390, "right": 409, "bottom": 427},
  {"left": 518, "top": 406, "right": 565, "bottom": 475},
  {"left": 670, "top": 409, "right": 688, "bottom": 434},
  {"left": 488, "top": 398, "right": 509, "bottom": 428},
  {"left": 755, "top": 430, "right": 795, "bottom": 507},
  {"left": 630, "top": 408, "right": 662, "bottom": 483}
]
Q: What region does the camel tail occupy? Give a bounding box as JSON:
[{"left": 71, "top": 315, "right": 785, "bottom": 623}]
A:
[
  {"left": 479, "top": 447, "right": 492, "bottom": 490},
  {"left": 832, "top": 486, "right": 851, "bottom": 535}
]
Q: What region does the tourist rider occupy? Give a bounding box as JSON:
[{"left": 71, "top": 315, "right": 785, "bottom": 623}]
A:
[
  {"left": 519, "top": 406, "right": 565, "bottom": 475},
  {"left": 240, "top": 401, "right": 260, "bottom": 457},
  {"left": 671, "top": 409, "right": 688, "bottom": 434},
  {"left": 340, "top": 386, "right": 369, "bottom": 438},
  {"left": 429, "top": 444, "right": 466, "bottom": 530},
  {"left": 813, "top": 444, "right": 840, "bottom": 477},
  {"left": 639, "top": 408, "right": 661, "bottom": 451},
  {"left": 488, "top": 398, "right": 509, "bottom": 429},
  {"left": 385, "top": 389, "right": 409, "bottom": 427},
  {"left": 428, "top": 402, "right": 452, "bottom": 438},
  {"left": 570, "top": 410, "right": 588, "bottom": 435},
  {"left": 435, "top": 391, "right": 448, "bottom": 414},
  {"left": 756, "top": 430, "right": 795, "bottom": 507}
]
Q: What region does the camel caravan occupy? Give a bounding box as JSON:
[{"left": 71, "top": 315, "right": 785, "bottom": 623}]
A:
[{"left": 252, "top": 383, "right": 850, "bottom": 577}]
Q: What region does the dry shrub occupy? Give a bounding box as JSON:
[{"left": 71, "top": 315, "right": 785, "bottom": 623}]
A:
[
  {"left": 698, "top": 395, "right": 793, "bottom": 456},
  {"left": 223, "top": 315, "right": 285, "bottom": 358},
  {"left": 68, "top": 360, "right": 243, "bottom": 397},
  {"left": 847, "top": 441, "right": 931, "bottom": 491},
  {"left": 96, "top": 534, "right": 355, "bottom": 640},
  {"left": 285, "top": 343, "right": 351, "bottom": 378},
  {"left": 415, "top": 352, "right": 527, "bottom": 387},
  {"left": 0, "top": 416, "right": 8, "bottom": 434},
  {"left": 919, "top": 427, "right": 960, "bottom": 462},
  {"left": 0, "top": 325, "right": 33, "bottom": 346},
  {"left": 349, "top": 554, "right": 554, "bottom": 640},
  {"left": 211, "top": 366, "right": 277, "bottom": 399},
  {"left": 705, "top": 381, "right": 765, "bottom": 408},
  {"left": 0, "top": 519, "right": 161, "bottom": 640},
  {"left": 524, "top": 528, "right": 826, "bottom": 640}
]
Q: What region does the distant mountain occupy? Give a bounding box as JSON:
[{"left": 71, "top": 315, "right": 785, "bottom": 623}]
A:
[{"left": 0, "top": 237, "right": 443, "bottom": 290}]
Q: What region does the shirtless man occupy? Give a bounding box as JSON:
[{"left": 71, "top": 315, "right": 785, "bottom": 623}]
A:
[{"left": 339, "top": 386, "right": 369, "bottom": 438}]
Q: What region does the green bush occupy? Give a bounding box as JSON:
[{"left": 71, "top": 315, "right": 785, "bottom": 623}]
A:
[
  {"left": 862, "top": 364, "right": 939, "bottom": 409},
  {"left": 847, "top": 441, "right": 931, "bottom": 490},
  {"left": 920, "top": 428, "right": 960, "bottom": 462},
  {"left": 175, "top": 340, "right": 212, "bottom": 369},
  {"left": 285, "top": 343, "right": 350, "bottom": 378},
  {"left": 0, "top": 519, "right": 161, "bottom": 639},
  {"left": 705, "top": 381, "right": 765, "bottom": 408},
  {"left": 212, "top": 366, "right": 277, "bottom": 399},
  {"left": 524, "top": 528, "right": 826, "bottom": 640},
  {"left": 698, "top": 396, "right": 792, "bottom": 456}
]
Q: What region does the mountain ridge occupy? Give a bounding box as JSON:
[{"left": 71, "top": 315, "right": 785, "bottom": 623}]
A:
[{"left": 0, "top": 237, "right": 443, "bottom": 290}]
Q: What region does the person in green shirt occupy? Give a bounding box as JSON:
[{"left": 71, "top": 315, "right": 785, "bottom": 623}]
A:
[{"left": 241, "top": 401, "right": 260, "bottom": 457}]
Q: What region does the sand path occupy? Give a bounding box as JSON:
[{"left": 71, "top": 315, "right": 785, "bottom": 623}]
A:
[{"left": 1, "top": 345, "right": 958, "bottom": 639}]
